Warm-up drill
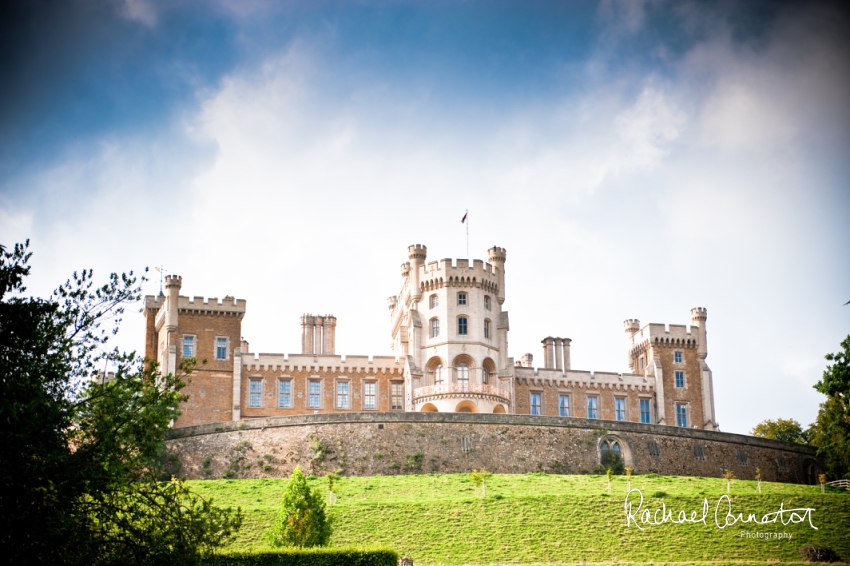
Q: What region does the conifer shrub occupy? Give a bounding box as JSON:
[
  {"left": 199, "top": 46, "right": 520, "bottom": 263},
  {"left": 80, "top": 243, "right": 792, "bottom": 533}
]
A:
[{"left": 266, "top": 466, "right": 332, "bottom": 548}]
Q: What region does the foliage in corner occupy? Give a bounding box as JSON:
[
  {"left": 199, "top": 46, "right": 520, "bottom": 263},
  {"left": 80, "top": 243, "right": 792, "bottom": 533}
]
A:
[
  {"left": 810, "top": 335, "right": 850, "bottom": 480},
  {"left": 0, "top": 240, "right": 241, "bottom": 565},
  {"left": 267, "top": 466, "right": 332, "bottom": 548},
  {"left": 751, "top": 418, "right": 807, "bottom": 444}
]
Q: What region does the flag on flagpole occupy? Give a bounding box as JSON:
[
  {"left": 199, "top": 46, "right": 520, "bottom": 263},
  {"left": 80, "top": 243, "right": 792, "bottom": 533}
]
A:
[{"left": 461, "top": 211, "right": 467, "bottom": 223}]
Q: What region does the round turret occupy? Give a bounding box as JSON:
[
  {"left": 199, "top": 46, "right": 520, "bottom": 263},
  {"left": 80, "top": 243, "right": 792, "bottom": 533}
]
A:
[
  {"left": 487, "top": 246, "right": 506, "bottom": 264},
  {"left": 407, "top": 244, "right": 427, "bottom": 261},
  {"left": 164, "top": 274, "right": 182, "bottom": 290},
  {"left": 623, "top": 319, "right": 640, "bottom": 334},
  {"left": 690, "top": 307, "right": 707, "bottom": 322}
]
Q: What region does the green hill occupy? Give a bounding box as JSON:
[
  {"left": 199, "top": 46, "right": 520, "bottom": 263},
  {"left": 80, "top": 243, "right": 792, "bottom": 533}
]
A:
[{"left": 190, "top": 473, "right": 850, "bottom": 565}]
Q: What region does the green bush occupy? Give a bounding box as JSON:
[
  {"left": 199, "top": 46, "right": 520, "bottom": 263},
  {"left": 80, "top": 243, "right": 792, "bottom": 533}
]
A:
[
  {"left": 266, "top": 466, "right": 332, "bottom": 547},
  {"left": 204, "top": 547, "right": 398, "bottom": 566}
]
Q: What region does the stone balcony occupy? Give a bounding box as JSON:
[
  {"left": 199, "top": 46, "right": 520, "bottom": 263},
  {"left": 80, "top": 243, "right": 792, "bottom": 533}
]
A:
[{"left": 413, "top": 382, "right": 511, "bottom": 403}]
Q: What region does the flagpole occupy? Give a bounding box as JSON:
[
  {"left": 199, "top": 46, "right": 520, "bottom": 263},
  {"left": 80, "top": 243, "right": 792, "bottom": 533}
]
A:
[{"left": 465, "top": 209, "right": 469, "bottom": 263}]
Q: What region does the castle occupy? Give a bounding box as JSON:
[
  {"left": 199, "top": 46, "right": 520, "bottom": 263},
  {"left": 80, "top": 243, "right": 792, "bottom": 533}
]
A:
[{"left": 144, "top": 244, "right": 718, "bottom": 432}]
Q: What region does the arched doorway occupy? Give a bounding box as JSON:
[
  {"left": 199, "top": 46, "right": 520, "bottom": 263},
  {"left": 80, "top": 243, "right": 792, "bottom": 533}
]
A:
[
  {"left": 420, "top": 403, "right": 438, "bottom": 412},
  {"left": 493, "top": 404, "right": 506, "bottom": 414},
  {"left": 455, "top": 400, "right": 478, "bottom": 413}
]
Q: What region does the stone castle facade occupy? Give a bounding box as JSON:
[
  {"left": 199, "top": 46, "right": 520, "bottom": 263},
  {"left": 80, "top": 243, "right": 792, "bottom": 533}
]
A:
[{"left": 144, "top": 244, "right": 717, "bottom": 432}]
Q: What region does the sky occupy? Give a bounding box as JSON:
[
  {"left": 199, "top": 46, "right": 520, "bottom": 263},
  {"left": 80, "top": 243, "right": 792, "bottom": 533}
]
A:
[{"left": 1, "top": 0, "right": 849, "bottom": 435}]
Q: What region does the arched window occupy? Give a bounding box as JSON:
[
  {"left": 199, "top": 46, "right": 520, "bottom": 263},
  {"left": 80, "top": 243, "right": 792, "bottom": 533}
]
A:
[
  {"left": 430, "top": 294, "right": 439, "bottom": 309},
  {"left": 457, "top": 362, "right": 469, "bottom": 385},
  {"left": 612, "top": 442, "right": 621, "bottom": 456},
  {"left": 482, "top": 365, "right": 489, "bottom": 384},
  {"left": 484, "top": 295, "right": 491, "bottom": 310},
  {"left": 431, "top": 318, "right": 440, "bottom": 338},
  {"left": 457, "top": 316, "right": 468, "bottom": 335},
  {"left": 435, "top": 364, "right": 443, "bottom": 385},
  {"left": 458, "top": 292, "right": 467, "bottom": 306}
]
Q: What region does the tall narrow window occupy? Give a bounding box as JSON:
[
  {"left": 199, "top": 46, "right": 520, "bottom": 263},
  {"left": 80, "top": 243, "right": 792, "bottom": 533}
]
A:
[
  {"left": 249, "top": 380, "right": 261, "bottom": 408},
  {"left": 457, "top": 293, "right": 467, "bottom": 306},
  {"left": 484, "top": 319, "right": 490, "bottom": 339},
  {"left": 278, "top": 380, "right": 291, "bottom": 408},
  {"left": 482, "top": 366, "right": 490, "bottom": 385},
  {"left": 675, "top": 371, "right": 685, "bottom": 388},
  {"left": 216, "top": 337, "right": 227, "bottom": 360},
  {"left": 484, "top": 295, "right": 490, "bottom": 310},
  {"left": 430, "top": 294, "right": 438, "bottom": 308},
  {"left": 336, "top": 381, "right": 349, "bottom": 409},
  {"left": 530, "top": 392, "right": 542, "bottom": 415},
  {"left": 364, "top": 382, "right": 376, "bottom": 410},
  {"left": 640, "top": 399, "right": 651, "bottom": 424},
  {"left": 587, "top": 397, "right": 598, "bottom": 419},
  {"left": 182, "top": 335, "right": 195, "bottom": 358},
  {"left": 639, "top": 356, "right": 645, "bottom": 370},
  {"left": 458, "top": 317, "right": 468, "bottom": 335},
  {"left": 559, "top": 395, "right": 570, "bottom": 417},
  {"left": 615, "top": 398, "right": 626, "bottom": 421},
  {"left": 431, "top": 318, "right": 440, "bottom": 338},
  {"left": 308, "top": 381, "right": 321, "bottom": 408},
  {"left": 676, "top": 404, "right": 688, "bottom": 427},
  {"left": 457, "top": 362, "right": 469, "bottom": 385},
  {"left": 674, "top": 351, "right": 683, "bottom": 363},
  {"left": 391, "top": 383, "right": 404, "bottom": 410},
  {"left": 434, "top": 364, "right": 443, "bottom": 385}
]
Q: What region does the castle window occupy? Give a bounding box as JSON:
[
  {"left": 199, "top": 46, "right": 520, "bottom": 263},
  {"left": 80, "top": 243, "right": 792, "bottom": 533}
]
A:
[
  {"left": 278, "top": 380, "right": 292, "bottom": 408},
  {"left": 482, "top": 366, "right": 490, "bottom": 384},
  {"left": 675, "top": 371, "right": 685, "bottom": 388},
  {"left": 676, "top": 404, "right": 688, "bottom": 427},
  {"left": 430, "top": 294, "right": 438, "bottom": 308},
  {"left": 615, "top": 398, "right": 626, "bottom": 421},
  {"left": 308, "top": 381, "right": 321, "bottom": 408},
  {"left": 612, "top": 442, "right": 621, "bottom": 456},
  {"left": 639, "top": 399, "right": 651, "bottom": 424},
  {"left": 693, "top": 444, "right": 706, "bottom": 461},
  {"left": 215, "top": 337, "right": 227, "bottom": 360},
  {"left": 457, "top": 362, "right": 469, "bottom": 385},
  {"left": 559, "top": 395, "right": 570, "bottom": 417},
  {"left": 484, "top": 319, "right": 491, "bottom": 339},
  {"left": 458, "top": 293, "right": 467, "bottom": 306},
  {"left": 674, "top": 351, "right": 683, "bottom": 364},
  {"left": 364, "top": 382, "right": 376, "bottom": 410},
  {"left": 249, "top": 379, "right": 261, "bottom": 408},
  {"left": 458, "top": 317, "right": 468, "bottom": 335},
  {"left": 639, "top": 356, "right": 645, "bottom": 370},
  {"left": 431, "top": 318, "right": 440, "bottom": 338},
  {"left": 391, "top": 382, "right": 404, "bottom": 410},
  {"left": 484, "top": 295, "right": 490, "bottom": 310},
  {"left": 182, "top": 335, "right": 195, "bottom": 358},
  {"left": 336, "top": 381, "right": 349, "bottom": 409},
  {"left": 587, "top": 396, "right": 598, "bottom": 419},
  {"left": 435, "top": 364, "right": 444, "bottom": 385},
  {"left": 530, "top": 392, "right": 542, "bottom": 415},
  {"left": 647, "top": 440, "right": 661, "bottom": 457}
]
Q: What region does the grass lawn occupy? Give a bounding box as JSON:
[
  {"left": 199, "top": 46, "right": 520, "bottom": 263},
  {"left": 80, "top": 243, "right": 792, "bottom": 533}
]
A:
[{"left": 190, "top": 473, "right": 850, "bottom": 565}]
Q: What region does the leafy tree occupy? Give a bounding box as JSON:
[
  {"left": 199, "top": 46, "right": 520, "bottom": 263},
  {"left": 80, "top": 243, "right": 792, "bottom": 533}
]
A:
[
  {"left": 470, "top": 469, "right": 492, "bottom": 498},
  {"left": 0, "top": 241, "right": 241, "bottom": 565},
  {"left": 809, "top": 335, "right": 850, "bottom": 480},
  {"left": 267, "top": 466, "right": 332, "bottom": 548},
  {"left": 751, "top": 418, "right": 807, "bottom": 443}
]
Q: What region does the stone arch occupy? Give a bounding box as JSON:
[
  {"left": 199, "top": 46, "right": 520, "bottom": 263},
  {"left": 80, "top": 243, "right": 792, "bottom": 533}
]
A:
[
  {"left": 597, "top": 434, "right": 634, "bottom": 467},
  {"left": 420, "top": 403, "right": 438, "bottom": 412},
  {"left": 482, "top": 357, "right": 496, "bottom": 385},
  {"left": 455, "top": 400, "right": 477, "bottom": 413},
  {"left": 425, "top": 356, "right": 445, "bottom": 386},
  {"left": 493, "top": 404, "right": 506, "bottom": 414}
]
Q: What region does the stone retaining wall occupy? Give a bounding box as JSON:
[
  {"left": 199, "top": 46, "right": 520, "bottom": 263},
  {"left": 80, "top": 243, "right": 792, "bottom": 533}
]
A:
[{"left": 164, "top": 412, "right": 821, "bottom": 483}]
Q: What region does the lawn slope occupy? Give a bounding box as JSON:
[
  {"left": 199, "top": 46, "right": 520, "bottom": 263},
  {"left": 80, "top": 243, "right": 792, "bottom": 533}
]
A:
[{"left": 190, "top": 473, "right": 850, "bottom": 565}]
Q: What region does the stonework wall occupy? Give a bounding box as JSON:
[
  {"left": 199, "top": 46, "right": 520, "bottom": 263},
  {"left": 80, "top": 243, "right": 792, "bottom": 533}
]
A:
[
  {"left": 165, "top": 413, "right": 820, "bottom": 484},
  {"left": 656, "top": 343, "right": 705, "bottom": 428}
]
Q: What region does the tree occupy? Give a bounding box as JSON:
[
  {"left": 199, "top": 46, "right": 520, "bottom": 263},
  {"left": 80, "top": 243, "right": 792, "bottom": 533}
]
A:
[
  {"left": 267, "top": 466, "right": 332, "bottom": 548},
  {"left": 809, "top": 335, "right": 850, "bottom": 480},
  {"left": 0, "top": 241, "right": 241, "bottom": 565},
  {"left": 751, "top": 418, "right": 807, "bottom": 444},
  {"left": 470, "top": 469, "right": 492, "bottom": 498}
]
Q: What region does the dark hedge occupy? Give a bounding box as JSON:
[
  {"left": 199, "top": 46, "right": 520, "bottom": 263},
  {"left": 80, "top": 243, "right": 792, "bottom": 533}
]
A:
[{"left": 204, "top": 547, "right": 399, "bottom": 566}]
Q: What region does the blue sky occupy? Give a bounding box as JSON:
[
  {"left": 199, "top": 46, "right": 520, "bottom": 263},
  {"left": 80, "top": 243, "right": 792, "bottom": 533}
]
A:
[{"left": 2, "top": 0, "right": 849, "bottom": 434}]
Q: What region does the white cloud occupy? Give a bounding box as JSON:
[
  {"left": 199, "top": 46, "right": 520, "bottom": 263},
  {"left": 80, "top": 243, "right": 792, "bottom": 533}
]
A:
[{"left": 119, "top": 0, "right": 157, "bottom": 27}]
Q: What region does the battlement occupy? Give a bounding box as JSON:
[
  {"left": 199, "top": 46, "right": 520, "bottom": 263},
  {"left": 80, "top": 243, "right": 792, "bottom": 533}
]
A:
[
  {"left": 407, "top": 244, "right": 427, "bottom": 260},
  {"left": 146, "top": 294, "right": 246, "bottom": 317},
  {"left": 164, "top": 274, "right": 182, "bottom": 289},
  {"left": 242, "top": 352, "right": 405, "bottom": 374},
  {"left": 691, "top": 307, "right": 708, "bottom": 322},
  {"left": 417, "top": 258, "right": 501, "bottom": 280},
  {"left": 624, "top": 319, "right": 640, "bottom": 334},
  {"left": 487, "top": 246, "right": 506, "bottom": 264},
  {"left": 628, "top": 321, "right": 698, "bottom": 349}
]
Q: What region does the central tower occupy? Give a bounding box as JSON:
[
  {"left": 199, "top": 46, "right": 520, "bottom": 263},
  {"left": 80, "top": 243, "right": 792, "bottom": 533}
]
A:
[{"left": 388, "top": 244, "right": 513, "bottom": 413}]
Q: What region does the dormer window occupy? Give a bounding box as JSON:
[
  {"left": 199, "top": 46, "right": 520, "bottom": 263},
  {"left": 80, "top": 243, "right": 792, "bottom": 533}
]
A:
[
  {"left": 430, "top": 294, "right": 438, "bottom": 309},
  {"left": 458, "top": 293, "right": 467, "bottom": 306},
  {"left": 484, "top": 295, "right": 491, "bottom": 310}
]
